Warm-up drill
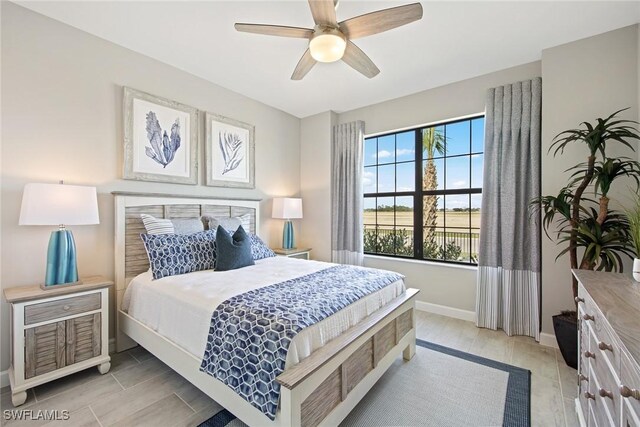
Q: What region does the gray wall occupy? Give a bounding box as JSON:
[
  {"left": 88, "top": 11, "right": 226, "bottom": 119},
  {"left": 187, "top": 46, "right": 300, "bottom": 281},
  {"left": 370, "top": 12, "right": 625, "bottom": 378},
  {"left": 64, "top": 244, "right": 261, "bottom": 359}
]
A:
[
  {"left": 540, "top": 25, "right": 639, "bottom": 335},
  {"left": 299, "top": 111, "right": 337, "bottom": 262},
  {"left": 1, "top": 3, "right": 301, "bottom": 372},
  {"left": 335, "top": 62, "right": 543, "bottom": 313}
]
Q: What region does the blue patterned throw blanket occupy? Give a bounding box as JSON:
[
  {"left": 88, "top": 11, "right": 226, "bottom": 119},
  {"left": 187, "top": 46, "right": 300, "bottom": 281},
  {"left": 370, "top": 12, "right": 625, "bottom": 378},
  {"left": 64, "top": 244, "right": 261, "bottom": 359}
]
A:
[{"left": 199, "top": 265, "right": 404, "bottom": 420}]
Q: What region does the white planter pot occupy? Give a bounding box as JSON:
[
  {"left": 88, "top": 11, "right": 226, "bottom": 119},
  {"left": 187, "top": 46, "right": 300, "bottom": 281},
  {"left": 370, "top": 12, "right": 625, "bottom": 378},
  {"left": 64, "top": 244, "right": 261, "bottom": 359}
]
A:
[{"left": 634, "top": 258, "right": 640, "bottom": 283}]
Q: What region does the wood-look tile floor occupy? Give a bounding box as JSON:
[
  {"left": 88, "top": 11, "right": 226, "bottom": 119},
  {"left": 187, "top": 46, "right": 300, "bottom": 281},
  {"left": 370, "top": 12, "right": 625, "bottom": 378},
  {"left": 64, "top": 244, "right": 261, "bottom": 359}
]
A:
[{"left": 1, "top": 311, "right": 577, "bottom": 427}]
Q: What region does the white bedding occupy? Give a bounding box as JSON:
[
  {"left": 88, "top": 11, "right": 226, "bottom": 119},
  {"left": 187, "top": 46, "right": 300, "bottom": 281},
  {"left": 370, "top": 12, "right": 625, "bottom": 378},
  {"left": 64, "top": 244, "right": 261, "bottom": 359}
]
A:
[{"left": 122, "top": 256, "right": 405, "bottom": 367}]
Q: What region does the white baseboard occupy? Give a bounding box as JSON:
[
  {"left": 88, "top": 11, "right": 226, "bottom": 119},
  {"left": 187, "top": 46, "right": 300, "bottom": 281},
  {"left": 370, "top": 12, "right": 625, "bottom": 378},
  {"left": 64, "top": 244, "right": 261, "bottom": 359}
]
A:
[
  {"left": 1, "top": 369, "right": 8, "bottom": 389},
  {"left": 539, "top": 332, "right": 559, "bottom": 349},
  {"left": 415, "top": 300, "right": 476, "bottom": 322},
  {"left": 1, "top": 338, "right": 118, "bottom": 390},
  {"left": 415, "top": 301, "right": 558, "bottom": 349}
]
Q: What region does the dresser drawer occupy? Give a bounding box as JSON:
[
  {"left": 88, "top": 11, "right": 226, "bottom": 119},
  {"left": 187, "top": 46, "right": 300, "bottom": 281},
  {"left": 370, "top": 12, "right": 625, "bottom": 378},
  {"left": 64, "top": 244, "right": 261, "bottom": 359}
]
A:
[
  {"left": 579, "top": 305, "right": 590, "bottom": 373},
  {"left": 24, "top": 293, "right": 101, "bottom": 325},
  {"left": 583, "top": 291, "right": 621, "bottom": 375},
  {"left": 594, "top": 352, "right": 620, "bottom": 426},
  {"left": 621, "top": 351, "right": 640, "bottom": 422},
  {"left": 589, "top": 365, "right": 616, "bottom": 427}
]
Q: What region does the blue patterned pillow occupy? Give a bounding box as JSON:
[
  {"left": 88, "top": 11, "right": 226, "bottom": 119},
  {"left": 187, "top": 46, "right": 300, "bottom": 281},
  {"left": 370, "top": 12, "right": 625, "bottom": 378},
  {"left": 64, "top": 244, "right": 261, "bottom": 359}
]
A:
[
  {"left": 141, "top": 230, "right": 217, "bottom": 280},
  {"left": 250, "top": 234, "right": 276, "bottom": 260}
]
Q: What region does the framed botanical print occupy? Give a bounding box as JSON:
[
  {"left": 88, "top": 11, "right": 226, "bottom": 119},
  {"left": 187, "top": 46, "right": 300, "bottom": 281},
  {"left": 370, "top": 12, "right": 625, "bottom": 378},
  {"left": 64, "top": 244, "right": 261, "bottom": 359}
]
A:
[
  {"left": 205, "top": 112, "right": 255, "bottom": 189},
  {"left": 123, "top": 87, "right": 198, "bottom": 185}
]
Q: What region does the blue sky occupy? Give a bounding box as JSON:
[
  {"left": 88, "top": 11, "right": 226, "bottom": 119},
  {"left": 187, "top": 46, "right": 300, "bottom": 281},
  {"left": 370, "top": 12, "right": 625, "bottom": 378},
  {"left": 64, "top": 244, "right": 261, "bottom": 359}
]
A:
[{"left": 364, "top": 117, "right": 484, "bottom": 210}]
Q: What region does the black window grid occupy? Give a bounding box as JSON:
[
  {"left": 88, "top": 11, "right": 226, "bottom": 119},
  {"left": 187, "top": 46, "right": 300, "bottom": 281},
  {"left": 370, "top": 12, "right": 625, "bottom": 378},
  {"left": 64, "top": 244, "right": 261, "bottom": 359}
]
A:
[{"left": 363, "top": 115, "right": 484, "bottom": 266}]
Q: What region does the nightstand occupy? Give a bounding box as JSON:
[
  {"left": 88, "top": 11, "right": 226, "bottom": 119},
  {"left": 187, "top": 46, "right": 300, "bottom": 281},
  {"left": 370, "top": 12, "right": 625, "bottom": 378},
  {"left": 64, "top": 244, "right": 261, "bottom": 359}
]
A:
[
  {"left": 3, "top": 276, "right": 112, "bottom": 406},
  {"left": 273, "top": 247, "right": 312, "bottom": 260}
]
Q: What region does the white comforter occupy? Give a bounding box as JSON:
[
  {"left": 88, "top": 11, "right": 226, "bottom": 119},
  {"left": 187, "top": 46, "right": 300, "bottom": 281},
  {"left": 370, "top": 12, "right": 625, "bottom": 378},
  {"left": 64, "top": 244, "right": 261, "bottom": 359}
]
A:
[{"left": 122, "top": 256, "right": 405, "bottom": 367}]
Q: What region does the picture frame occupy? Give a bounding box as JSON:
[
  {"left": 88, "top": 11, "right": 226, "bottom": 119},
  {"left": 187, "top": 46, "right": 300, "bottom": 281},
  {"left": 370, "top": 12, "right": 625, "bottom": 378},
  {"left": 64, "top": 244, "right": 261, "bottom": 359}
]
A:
[
  {"left": 123, "top": 87, "right": 199, "bottom": 185},
  {"left": 205, "top": 112, "right": 255, "bottom": 189}
]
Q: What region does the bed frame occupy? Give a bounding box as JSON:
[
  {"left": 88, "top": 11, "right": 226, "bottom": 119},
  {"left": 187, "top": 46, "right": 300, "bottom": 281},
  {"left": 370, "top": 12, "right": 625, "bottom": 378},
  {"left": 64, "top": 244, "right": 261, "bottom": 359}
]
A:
[{"left": 114, "top": 192, "right": 419, "bottom": 427}]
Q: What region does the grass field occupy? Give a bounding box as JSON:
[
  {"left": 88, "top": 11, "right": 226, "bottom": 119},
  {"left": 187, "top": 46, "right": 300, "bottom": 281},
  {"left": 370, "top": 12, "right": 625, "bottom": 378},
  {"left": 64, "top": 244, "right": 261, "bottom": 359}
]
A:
[{"left": 364, "top": 211, "right": 481, "bottom": 229}]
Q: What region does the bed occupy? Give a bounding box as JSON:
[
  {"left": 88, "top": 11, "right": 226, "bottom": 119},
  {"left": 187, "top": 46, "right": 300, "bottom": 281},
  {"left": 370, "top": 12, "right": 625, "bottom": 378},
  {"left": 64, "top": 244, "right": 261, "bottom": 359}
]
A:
[{"left": 114, "top": 192, "right": 419, "bottom": 427}]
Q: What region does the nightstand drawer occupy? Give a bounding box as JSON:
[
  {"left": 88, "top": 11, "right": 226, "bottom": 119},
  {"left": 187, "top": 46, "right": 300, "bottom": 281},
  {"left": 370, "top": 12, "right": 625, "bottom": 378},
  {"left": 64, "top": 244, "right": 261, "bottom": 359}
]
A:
[{"left": 25, "top": 293, "right": 101, "bottom": 325}]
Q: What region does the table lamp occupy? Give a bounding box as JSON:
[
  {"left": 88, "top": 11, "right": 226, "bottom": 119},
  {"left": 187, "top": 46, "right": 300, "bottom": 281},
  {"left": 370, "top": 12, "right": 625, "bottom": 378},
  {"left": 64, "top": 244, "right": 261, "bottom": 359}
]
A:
[
  {"left": 272, "top": 198, "right": 302, "bottom": 250},
  {"left": 19, "top": 182, "right": 99, "bottom": 288}
]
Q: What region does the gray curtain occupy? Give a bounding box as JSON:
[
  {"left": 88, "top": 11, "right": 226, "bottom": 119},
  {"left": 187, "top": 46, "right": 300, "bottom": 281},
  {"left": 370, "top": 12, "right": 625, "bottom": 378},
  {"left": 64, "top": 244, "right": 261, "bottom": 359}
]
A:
[
  {"left": 331, "top": 121, "right": 365, "bottom": 265},
  {"left": 476, "top": 78, "right": 542, "bottom": 341}
]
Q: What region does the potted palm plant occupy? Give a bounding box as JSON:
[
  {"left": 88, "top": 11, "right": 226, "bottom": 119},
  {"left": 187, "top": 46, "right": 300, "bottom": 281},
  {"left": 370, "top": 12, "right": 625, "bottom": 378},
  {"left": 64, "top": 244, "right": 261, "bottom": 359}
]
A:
[
  {"left": 537, "top": 109, "right": 640, "bottom": 368},
  {"left": 625, "top": 194, "right": 640, "bottom": 282}
]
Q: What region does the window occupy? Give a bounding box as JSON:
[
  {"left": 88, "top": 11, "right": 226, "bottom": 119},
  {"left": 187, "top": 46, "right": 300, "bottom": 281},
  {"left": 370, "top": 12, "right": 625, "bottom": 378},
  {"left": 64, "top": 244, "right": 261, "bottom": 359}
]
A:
[{"left": 363, "top": 116, "right": 484, "bottom": 265}]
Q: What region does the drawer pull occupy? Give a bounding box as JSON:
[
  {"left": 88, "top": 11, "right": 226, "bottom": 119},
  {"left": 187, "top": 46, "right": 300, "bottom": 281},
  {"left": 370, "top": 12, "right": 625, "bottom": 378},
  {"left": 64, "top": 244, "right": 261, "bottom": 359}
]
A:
[
  {"left": 579, "top": 374, "right": 589, "bottom": 383},
  {"left": 63, "top": 305, "right": 70, "bottom": 311},
  {"left": 575, "top": 297, "right": 585, "bottom": 303},
  {"left": 620, "top": 385, "right": 640, "bottom": 400},
  {"left": 584, "top": 351, "right": 596, "bottom": 359},
  {"left": 598, "top": 341, "right": 613, "bottom": 352},
  {"left": 583, "top": 314, "right": 595, "bottom": 322},
  {"left": 584, "top": 392, "right": 595, "bottom": 400},
  {"left": 599, "top": 388, "right": 613, "bottom": 399}
]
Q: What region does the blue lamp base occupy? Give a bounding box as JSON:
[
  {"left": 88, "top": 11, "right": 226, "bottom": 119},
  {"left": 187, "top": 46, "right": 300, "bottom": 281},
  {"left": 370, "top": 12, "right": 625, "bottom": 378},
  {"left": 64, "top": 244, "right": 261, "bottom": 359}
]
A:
[
  {"left": 282, "top": 220, "right": 295, "bottom": 250},
  {"left": 44, "top": 229, "right": 79, "bottom": 287}
]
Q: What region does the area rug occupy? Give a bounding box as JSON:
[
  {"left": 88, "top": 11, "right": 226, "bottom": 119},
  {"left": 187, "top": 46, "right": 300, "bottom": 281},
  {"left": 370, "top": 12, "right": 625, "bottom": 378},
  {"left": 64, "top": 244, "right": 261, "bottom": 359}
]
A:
[{"left": 199, "top": 339, "right": 531, "bottom": 427}]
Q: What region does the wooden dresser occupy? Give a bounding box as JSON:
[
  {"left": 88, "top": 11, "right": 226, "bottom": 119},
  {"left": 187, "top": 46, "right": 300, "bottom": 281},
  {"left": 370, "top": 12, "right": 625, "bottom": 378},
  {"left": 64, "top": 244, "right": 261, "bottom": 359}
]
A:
[
  {"left": 573, "top": 270, "right": 640, "bottom": 427},
  {"left": 3, "top": 277, "right": 112, "bottom": 406}
]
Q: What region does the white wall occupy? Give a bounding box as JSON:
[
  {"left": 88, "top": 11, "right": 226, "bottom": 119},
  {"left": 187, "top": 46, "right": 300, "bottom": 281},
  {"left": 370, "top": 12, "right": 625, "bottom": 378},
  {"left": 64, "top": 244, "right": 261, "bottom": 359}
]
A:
[
  {"left": 299, "top": 111, "right": 337, "bottom": 261},
  {"left": 336, "top": 62, "right": 542, "bottom": 312},
  {"left": 540, "top": 25, "right": 639, "bottom": 335},
  {"left": 0, "top": 3, "right": 301, "bottom": 372}
]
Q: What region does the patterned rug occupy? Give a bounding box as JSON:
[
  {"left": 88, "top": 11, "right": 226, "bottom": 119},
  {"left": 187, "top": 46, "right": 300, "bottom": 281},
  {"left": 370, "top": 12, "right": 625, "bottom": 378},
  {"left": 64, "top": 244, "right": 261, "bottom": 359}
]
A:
[{"left": 199, "top": 339, "right": 531, "bottom": 427}]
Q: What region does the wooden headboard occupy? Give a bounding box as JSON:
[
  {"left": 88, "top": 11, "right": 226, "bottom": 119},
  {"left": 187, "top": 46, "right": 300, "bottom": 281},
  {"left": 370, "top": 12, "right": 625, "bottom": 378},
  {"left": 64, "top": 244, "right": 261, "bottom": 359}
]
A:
[{"left": 113, "top": 192, "right": 261, "bottom": 350}]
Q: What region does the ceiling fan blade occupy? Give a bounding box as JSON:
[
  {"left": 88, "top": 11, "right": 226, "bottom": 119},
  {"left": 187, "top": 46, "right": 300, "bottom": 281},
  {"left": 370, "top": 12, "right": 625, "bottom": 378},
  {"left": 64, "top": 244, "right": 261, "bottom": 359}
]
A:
[
  {"left": 339, "top": 3, "right": 423, "bottom": 39},
  {"left": 291, "top": 49, "right": 317, "bottom": 80},
  {"left": 308, "top": 0, "right": 337, "bottom": 26},
  {"left": 341, "top": 41, "right": 380, "bottom": 78},
  {"left": 235, "top": 23, "right": 313, "bottom": 39}
]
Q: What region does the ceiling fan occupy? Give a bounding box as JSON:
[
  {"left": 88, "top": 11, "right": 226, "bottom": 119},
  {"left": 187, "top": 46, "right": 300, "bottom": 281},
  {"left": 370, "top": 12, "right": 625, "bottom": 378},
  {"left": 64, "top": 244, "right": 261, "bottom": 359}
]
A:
[{"left": 234, "top": 0, "right": 423, "bottom": 80}]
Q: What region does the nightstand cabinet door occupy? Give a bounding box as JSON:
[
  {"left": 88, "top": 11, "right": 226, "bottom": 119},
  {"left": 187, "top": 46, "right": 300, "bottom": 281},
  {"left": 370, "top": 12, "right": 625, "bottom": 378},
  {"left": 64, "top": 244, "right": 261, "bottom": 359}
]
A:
[
  {"left": 66, "top": 313, "right": 101, "bottom": 365},
  {"left": 25, "top": 321, "right": 66, "bottom": 379}
]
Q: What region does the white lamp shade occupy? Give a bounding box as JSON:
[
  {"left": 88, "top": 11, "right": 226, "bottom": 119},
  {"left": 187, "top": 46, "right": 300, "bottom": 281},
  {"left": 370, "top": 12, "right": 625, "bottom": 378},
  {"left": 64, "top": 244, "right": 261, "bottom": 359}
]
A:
[
  {"left": 272, "top": 198, "right": 303, "bottom": 219},
  {"left": 19, "top": 183, "right": 100, "bottom": 226}
]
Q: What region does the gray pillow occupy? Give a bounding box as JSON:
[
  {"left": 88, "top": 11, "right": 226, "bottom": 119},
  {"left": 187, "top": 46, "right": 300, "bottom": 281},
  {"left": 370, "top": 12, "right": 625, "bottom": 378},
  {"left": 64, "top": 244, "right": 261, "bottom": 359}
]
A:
[
  {"left": 172, "top": 218, "right": 204, "bottom": 234},
  {"left": 215, "top": 225, "right": 255, "bottom": 271},
  {"left": 204, "top": 214, "right": 251, "bottom": 232}
]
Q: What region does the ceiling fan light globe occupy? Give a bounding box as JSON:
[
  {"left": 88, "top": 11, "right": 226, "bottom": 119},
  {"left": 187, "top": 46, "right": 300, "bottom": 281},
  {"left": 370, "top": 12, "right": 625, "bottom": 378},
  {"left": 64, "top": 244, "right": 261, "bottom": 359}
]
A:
[{"left": 309, "top": 33, "right": 346, "bottom": 63}]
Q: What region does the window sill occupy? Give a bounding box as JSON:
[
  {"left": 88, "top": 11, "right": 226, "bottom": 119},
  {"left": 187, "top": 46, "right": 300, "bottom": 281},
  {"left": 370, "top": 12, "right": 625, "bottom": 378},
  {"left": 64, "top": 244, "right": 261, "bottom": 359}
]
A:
[{"left": 363, "top": 254, "right": 478, "bottom": 271}]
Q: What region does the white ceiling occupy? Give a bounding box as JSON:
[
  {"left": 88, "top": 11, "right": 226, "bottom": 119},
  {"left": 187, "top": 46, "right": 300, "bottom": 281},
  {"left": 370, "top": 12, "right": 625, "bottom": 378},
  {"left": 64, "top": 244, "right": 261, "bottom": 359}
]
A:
[{"left": 16, "top": 1, "right": 640, "bottom": 118}]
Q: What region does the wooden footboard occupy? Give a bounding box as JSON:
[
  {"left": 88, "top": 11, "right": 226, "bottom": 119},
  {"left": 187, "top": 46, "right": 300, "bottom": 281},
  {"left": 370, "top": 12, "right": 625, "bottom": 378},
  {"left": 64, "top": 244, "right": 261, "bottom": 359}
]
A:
[{"left": 277, "top": 288, "right": 419, "bottom": 427}]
